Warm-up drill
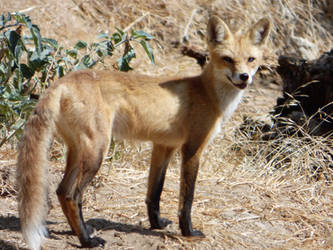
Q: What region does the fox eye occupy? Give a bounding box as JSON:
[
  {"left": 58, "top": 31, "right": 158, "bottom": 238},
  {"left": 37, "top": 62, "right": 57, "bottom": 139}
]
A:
[
  {"left": 248, "top": 57, "right": 255, "bottom": 62},
  {"left": 222, "top": 56, "right": 234, "bottom": 64}
]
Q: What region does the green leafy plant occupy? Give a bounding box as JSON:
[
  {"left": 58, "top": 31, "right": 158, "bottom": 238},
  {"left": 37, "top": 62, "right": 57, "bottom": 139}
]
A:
[{"left": 0, "top": 12, "right": 155, "bottom": 147}]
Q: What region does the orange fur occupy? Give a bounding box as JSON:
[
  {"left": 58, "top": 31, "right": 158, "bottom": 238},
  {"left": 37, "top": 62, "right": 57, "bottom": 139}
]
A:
[{"left": 17, "top": 16, "right": 271, "bottom": 249}]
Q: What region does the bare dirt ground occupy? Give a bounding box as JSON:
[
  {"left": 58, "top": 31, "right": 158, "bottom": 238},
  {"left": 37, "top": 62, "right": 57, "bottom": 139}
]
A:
[{"left": 1, "top": 0, "right": 333, "bottom": 249}]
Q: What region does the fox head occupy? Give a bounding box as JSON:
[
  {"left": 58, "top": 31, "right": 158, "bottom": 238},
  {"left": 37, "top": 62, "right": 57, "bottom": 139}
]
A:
[{"left": 207, "top": 15, "right": 271, "bottom": 89}]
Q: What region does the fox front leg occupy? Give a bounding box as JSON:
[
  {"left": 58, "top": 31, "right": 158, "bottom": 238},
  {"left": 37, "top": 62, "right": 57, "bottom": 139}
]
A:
[
  {"left": 146, "top": 144, "right": 175, "bottom": 229},
  {"left": 178, "top": 143, "right": 205, "bottom": 237}
]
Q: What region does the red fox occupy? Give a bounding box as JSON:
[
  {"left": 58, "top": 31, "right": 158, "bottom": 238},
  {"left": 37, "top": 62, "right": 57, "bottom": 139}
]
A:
[{"left": 17, "top": 15, "right": 271, "bottom": 249}]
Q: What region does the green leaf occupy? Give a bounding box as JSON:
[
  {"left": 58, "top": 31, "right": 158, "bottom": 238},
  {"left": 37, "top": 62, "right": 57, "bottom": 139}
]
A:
[
  {"left": 6, "top": 12, "right": 11, "bottom": 22},
  {"left": 104, "top": 40, "right": 114, "bottom": 55},
  {"left": 112, "top": 32, "right": 122, "bottom": 44},
  {"left": 74, "top": 40, "right": 88, "bottom": 50},
  {"left": 0, "top": 63, "right": 7, "bottom": 75},
  {"left": 91, "top": 42, "right": 99, "bottom": 48},
  {"left": 56, "top": 65, "right": 65, "bottom": 77},
  {"left": 12, "top": 68, "right": 23, "bottom": 92},
  {"left": 17, "top": 37, "right": 28, "bottom": 53},
  {"left": 14, "top": 46, "right": 24, "bottom": 67},
  {"left": 82, "top": 54, "right": 91, "bottom": 67},
  {"left": 30, "top": 25, "right": 42, "bottom": 54},
  {"left": 12, "top": 118, "right": 25, "bottom": 130},
  {"left": 18, "top": 14, "right": 32, "bottom": 29},
  {"left": 124, "top": 46, "right": 136, "bottom": 61},
  {"left": 140, "top": 40, "right": 155, "bottom": 64},
  {"left": 29, "top": 51, "right": 44, "bottom": 71},
  {"left": 42, "top": 38, "right": 58, "bottom": 49},
  {"left": 97, "top": 32, "right": 109, "bottom": 39},
  {"left": 40, "top": 48, "right": 52, "bottom": 60},
  {"left": 115, "top": 27, "right": 125, "bottom": 36},
  {"left": 114, "top": 151, "right": 121, "bottom": 160},
  {"left": 6, "top": 30, "right": 21, "bottom": 55},
  {"left": 74, "top": 55, "right": 94, "bottom": 70},
  {"left": 117, "top": 46, "right": 136, "bottom": 72},
  {"left": 0, "top": 14, "right": 4, "bottom": 26},
  {"left": 117, "top": 57, "right": 131, "bottom": 72},
  {"left": 94, "top": 41, "right": 111, "bottom": 57},
  {"left": 19, "top": 64, "right": 34, "bottom": 79},
  {"left": 66, "top": 49, "right": 78, "bottom": 59},
  {"left": 132, "top": 30, "right": 154, "bottom": 40},
  {"left": 96, "top": 49, "right": 104, "bottom": 58}
]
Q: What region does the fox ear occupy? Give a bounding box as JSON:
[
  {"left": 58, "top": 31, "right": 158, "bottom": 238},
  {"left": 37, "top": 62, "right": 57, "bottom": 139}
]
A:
[
  {"left": 207, "top": 15, "right": 232, "bottom": 45},
  {"left": 248, "top": 18, "right": 271, "bottom": 46}
]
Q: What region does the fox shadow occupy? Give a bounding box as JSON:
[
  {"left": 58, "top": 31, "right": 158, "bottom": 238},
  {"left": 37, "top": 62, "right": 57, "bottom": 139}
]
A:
[
  {"left": 86, "top": 218, "right": 176, "bottom": 238},
  {"left": 0, "top": 215, "right": 20, "bottom": 232},
  {"left": 0, "top": 216, "right": 28, "bottom": 250},
  {"left": 0, "top": 239, "right": 25, "bottom": 250},
  {"left": 0, "top": 214, "right": 175, "bottom": 237},
  {"left": 0, "top": 215, "right": 58, "bottom": 232},
  {"left": 50, "top": 218, "right": 175, "bottom": 238},
  {"left": 0, "top": 215, "right": 177, "bottom": 248},
  {"left": 50, "top": 218, "right": 177, "bottom": 248}
]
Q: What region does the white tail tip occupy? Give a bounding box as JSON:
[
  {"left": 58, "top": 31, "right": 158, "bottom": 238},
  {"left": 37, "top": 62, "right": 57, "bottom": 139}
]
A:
[{"left": 23, "top": 224, "right": 48, "bottom": 250}]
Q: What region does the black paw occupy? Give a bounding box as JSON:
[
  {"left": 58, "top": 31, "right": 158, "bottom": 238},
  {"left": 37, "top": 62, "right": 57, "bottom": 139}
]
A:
[
  {"left": 180, "top": 226, "right": 205, "bottom": 238},
  {"left": 184, "top": 229, "right": 205, "bottom": 238},
  {"left": 81, "top": 236, "right": 106, "bottom": 248},
  {"left": 150, "top": 217, "right": 172, "bottom": 230}
]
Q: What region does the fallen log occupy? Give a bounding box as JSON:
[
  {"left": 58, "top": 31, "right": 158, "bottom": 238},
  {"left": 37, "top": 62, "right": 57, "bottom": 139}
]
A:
[{"left": 273, "top": 51, "right": 333, "bottom": 136}]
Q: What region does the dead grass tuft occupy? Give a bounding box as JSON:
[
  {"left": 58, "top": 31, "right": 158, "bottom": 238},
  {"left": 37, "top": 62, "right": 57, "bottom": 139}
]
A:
[{"left": 237, "top": 116, "right": 333, "bottom": 183}]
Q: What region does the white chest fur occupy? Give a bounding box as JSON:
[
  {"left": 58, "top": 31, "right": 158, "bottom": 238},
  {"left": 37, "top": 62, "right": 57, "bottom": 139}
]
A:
[
  {"left": 219, "top": 89, "right": 243, "bottom": 123},
  {"left": 207, "top": 85, "right": 244, "bottom": 146}
]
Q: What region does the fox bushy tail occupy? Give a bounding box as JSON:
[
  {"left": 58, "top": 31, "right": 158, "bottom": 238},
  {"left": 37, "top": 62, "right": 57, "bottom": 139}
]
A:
[{"left": 17, "top": 94, "right": 58, "bottom": 250}]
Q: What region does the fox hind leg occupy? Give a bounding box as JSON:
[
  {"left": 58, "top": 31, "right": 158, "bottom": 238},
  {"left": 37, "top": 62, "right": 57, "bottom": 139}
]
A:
[
  {"left": 56, "top": 123, "right": 111, "bottom": 247},
  {"left": 56, "top": 143, "right": 108, "bottom": 247},
  {"left": 146, "top": 144, "right": 175, "bottom": 230}
]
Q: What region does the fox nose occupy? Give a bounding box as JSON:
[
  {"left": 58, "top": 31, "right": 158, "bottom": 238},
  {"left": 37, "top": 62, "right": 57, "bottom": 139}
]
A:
[{"left": 240, "top": 73, "right": 249, "bottom": 81}]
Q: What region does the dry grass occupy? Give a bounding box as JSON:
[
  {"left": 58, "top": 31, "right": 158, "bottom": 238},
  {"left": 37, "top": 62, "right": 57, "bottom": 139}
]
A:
[
  {"left": 237, "top": 116, "right": 333, "bottom": 181},
  {"left": 3, "top": 0, "right": 333, "bottom": 63},
  {"left": 1, "top": 0, "right": 333, "bottom": 249}
]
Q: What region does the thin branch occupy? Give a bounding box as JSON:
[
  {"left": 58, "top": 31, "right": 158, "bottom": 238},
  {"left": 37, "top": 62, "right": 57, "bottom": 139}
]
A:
[
  {"left": 123, "top": 12, "right": 149, "bottom": 33},
  {"left": 0, "top": 23, "right": 22, "bottom": 32},
  {"left": 0, "top": 119, "right": 24, "bottom": 148},
  {"left": 11, "top": 6, "right": 38, "bottom": 15},
  {"left": 181, "top": 8, "right": 198, "bottom": 43}
]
